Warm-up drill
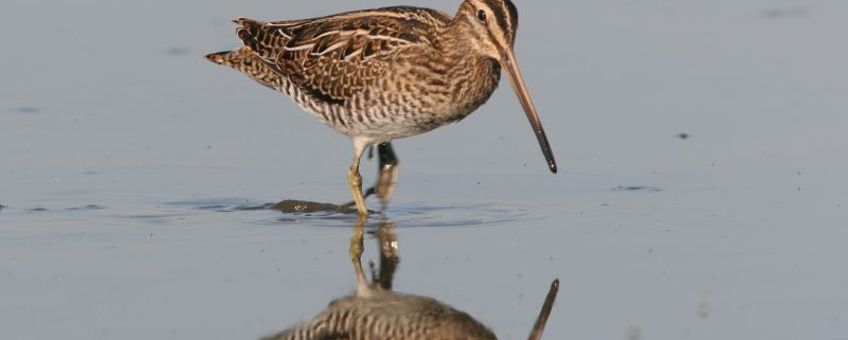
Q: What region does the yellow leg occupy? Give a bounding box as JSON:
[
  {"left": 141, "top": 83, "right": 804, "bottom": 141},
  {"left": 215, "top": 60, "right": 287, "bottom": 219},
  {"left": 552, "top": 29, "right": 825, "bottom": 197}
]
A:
[
  {"left": 347, "top": 140, "right": 370, "bottom": 216},
  {"left": 339, "top": 142, "right": 398, "bottom": 211},
  {"left": 349, "top": 215, "right": 370, "bottom": 297}
]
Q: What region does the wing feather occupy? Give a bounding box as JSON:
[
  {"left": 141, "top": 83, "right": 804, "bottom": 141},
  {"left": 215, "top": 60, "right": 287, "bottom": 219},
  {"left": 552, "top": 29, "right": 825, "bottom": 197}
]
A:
[{"left": 234, "top": 7, "right": 450, "bottom": 104}]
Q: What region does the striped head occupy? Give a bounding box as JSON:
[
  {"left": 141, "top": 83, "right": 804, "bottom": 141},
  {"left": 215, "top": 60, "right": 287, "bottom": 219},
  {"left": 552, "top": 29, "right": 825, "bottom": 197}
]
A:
[
  {"left": 456, "top": 0, "right": 558, "bottom": 174},
  {"left": 458, "top": 0, "right": 519, "bottom": 58}
]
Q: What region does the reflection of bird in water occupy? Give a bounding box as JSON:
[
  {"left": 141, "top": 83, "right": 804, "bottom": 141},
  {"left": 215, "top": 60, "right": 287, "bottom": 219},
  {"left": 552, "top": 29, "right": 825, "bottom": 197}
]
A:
[
  {"left": 261, "top": 218, "right": 559, "bottom": 340},
  {"left": 206, "top": 0, "right": 557, "bottom": 217}
]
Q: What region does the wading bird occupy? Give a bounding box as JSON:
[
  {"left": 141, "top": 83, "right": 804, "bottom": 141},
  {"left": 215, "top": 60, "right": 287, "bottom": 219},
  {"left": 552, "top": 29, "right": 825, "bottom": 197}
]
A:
[{"left": 207, "top": 0, "right": 557, "bottom": 216}]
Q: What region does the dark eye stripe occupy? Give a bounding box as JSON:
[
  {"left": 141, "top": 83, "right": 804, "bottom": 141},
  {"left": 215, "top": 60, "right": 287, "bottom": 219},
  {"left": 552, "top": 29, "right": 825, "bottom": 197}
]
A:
[{"left": 481, "top": 0, "right": 517, "bottom": 37}]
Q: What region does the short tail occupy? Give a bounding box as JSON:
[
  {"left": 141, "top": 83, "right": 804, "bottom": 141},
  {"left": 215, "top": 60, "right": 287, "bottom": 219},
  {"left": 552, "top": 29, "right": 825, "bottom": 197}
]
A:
[
  {"left": 204, "top": 48, "right": 260, "bottom": 69},
  {"left": 205, "top": 49, "right": 239, "bottom": 66},
  {"left": 204, "top": 48, "right": 287, "bottom": 92},
  {"left": 206, "top": 17, "right": 284, "bottom": 66}
]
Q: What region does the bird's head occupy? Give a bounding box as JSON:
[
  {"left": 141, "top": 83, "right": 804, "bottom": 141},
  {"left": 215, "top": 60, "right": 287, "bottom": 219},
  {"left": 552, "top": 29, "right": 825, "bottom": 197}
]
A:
[{"left": 456, "top": 0, "right": 557, "bottom": 173}]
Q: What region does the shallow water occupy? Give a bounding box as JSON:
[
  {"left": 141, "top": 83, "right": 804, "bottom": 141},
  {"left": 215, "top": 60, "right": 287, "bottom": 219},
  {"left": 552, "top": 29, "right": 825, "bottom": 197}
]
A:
[{"left": 2, "top": 0, "right": 848, "bottom": 339}]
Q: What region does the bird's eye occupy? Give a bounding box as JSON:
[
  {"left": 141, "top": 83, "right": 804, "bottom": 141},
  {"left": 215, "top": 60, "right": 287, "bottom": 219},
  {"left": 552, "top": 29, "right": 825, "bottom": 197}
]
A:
[{"left": 477, "top": 10, "right": 487, "bottom": 22}]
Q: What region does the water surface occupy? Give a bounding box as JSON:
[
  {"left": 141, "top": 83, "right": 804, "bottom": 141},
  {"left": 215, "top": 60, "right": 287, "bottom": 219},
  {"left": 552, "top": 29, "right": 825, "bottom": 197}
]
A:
[{"left": 2, "top": 0, "right": 847, "bottom": 339}]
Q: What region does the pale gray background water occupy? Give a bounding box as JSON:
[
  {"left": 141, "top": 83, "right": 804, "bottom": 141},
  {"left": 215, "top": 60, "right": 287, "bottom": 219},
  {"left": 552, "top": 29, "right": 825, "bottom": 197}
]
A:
[{"left": 1, "top": 0, "right": 847, "bottom": 339}]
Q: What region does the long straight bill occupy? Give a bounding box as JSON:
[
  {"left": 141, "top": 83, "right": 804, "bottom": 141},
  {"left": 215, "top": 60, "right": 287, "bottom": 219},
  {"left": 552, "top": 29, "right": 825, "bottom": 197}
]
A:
[
  {"left": 527, "top": 279, "right": 560, "bottom": 340},
  {"left": 502, "top": 48, "right": 557, "bottom": 173}
]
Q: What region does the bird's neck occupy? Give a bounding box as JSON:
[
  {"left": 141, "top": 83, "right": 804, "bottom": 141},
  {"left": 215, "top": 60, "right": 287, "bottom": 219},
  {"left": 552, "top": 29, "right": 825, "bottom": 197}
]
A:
[
  {"left": 430, "top": 21, "right": 502, "bottom": 119},
  {"left": 441, "top": 15, "right": 481, "bottom": 56}
]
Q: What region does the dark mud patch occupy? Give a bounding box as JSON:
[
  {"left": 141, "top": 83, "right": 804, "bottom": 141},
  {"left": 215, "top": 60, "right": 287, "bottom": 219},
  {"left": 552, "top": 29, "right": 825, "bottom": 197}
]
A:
[
  {"left": 163, "top": 198, "right": 537, "bottom": 228},
  {"left": 7, "top": 107, "right": 43, "bottom": 114},
  {"left": 612, "top": 186, "right": 663, "bottom": 192},
  {"left": 66, "top": 204, "right": 107, "bottom": 211},
  {"left": 762, "top": 7, "right": 807, "bottom": 19},
  {"left": 271, "top": 200, "right": 357, "bottom": 214},
  {"left": 167, "top": 198, "right": 359, "bottom": 215},
  {"left": 263, "top": 202, "right": 539, "bottom": 228},
  {"left": 676, "top": 133, "right": 690, "bottom": 140},
  {"left": 238, "top": 200, "right": 361, "bottom": 217},
  {"left": 27, "top": 207, "right": 48, "bottom": 212},
  {"left": 164, "top": 46, "right": 190, "bottom": 56},
  {"left": 0, "top": 204, "right": 6, "bottom": 211}
]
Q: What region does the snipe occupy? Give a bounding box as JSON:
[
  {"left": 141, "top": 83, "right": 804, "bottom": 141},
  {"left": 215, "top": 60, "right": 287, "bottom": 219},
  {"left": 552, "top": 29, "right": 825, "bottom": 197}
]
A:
[
  {"left": 207, "top": 0, "right": 557, "bottom": 216},
  {"left": 261, "top": 218, "right": 560, "bottom": 340}
]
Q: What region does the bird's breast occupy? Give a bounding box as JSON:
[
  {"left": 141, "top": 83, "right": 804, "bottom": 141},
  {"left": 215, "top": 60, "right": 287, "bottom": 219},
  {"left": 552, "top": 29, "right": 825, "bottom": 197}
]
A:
[{"left": 446, "top": 57, "right": 502, "bottom": 117}]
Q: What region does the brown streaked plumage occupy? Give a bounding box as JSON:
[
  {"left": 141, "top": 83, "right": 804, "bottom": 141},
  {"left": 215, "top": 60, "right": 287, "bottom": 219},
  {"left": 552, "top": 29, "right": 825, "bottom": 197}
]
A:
[
  {"left": 261, "top": 218, "right": 560, "bottom": 340},
  {"left": 207, "top": 0, "right": 556, "bottom": 216}
]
